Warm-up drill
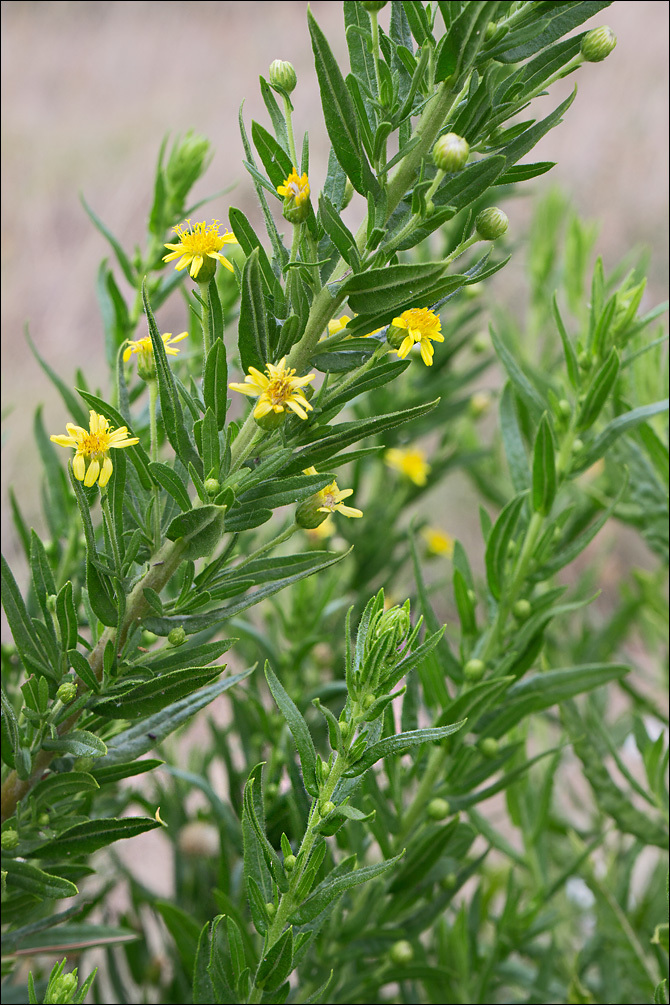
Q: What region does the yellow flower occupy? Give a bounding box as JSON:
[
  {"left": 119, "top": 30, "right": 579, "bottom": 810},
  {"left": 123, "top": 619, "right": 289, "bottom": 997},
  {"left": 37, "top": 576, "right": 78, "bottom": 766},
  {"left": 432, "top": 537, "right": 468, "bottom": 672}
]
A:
[
  {"left": 328, "top": 314, "right": 354, "bottom": 336},
  {"left": 277, "top": 169, "right": 310, "bottom": 206},
  {"left": 299, "top": 467, "right": 363, "bottom": 523},
  {"left": 229, "top": 357, "right": 315, "bottom": 420},
  {"left": 390, "top": 307, "right": 444, "bottom": 366},
  {"left": 50, "top": 410, "right": 139, "bottom": 488},
  {"left": 163, "top": 220, "right": 237, "bottom": 279},
  {"left": 123, "top": 331, "right": 188, "bottom": 364},
  {"left": 385, "top": 446, "right": 431, "bottom": 486},
  {"left": 421, "top": 526, "right": 454, "bottom": 557}
]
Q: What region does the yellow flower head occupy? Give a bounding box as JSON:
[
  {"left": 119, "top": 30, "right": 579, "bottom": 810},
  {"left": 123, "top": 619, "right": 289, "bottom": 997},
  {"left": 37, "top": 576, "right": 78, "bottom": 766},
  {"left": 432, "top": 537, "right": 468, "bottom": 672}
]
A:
[
  {"left": 298, "top": 467, "right": 362, "bottom": 525},
  {"left": 123, "top": 331, "right": 188, "bottom": 371},
  {"left": 50, "top": 410, "right": 139, "bottom": 488},
  {"left": 327, "top": 314, "right": 354, "bottom": 336},
  {"left": 163, "top": 220, "right": 237, "bottom": 279},
  {"left": 229, "top": 357, "right": 315, "bottom": 420},
  {"left": 390, "top": 307, "right": 444, "bottom": 366},
  {"left": 277, "top": 169, "right": 310, "bottom": 206},
  {"left": 385, "top": 446, "right": 431, "bottom": 486},
  {"left": 421, "top": 526, "right": 454, "bottom": 557}
]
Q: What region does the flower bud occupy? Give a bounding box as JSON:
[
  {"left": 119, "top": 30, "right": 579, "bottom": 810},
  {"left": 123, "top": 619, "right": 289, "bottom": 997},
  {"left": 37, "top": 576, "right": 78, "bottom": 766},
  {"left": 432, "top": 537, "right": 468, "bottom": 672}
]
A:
[
  {"left": 362, "top": 693, "right": 376, "bottom": 710},
  {"left": 166, "top": 132, "right": 212, "bottom": 213},
  {"left": 295, "top": 495, "right": 329, "bottom": 530},
  {"left": 320, "top": 800, "right": 336, "bottom": 818},
  {"left": 389, "top": 940, "right": 414, "bottom": 965},
  {"left": 284, "top": 854, "right": 297, "bottom": 872},
  {"left": 44, "top": 971, "right": 78, "bottom": 1004},
  {"left": 204, "top": 478, "right": 220, "bottom": 497},
  {"left": 464, "top": 658, "right": 485, "bottom": 682},
  {"left": 432, "top": 133, "right": 470, "bottom": 173},
  {"left": 339, "top": 720, "right": 350, "bottom": 739},
  {"left": 476, "top": 207, "right": 508, "bottom": 241},
  {"left": 1, "top": 828, "right": 19, "bottom": 851},
  {"left": 265, "top": 902, "right": 277, "bottom": 919},
  {"left": 572, "top": 438, "right": 584, "bottom": 454},
  {"left": 269, "top": 59, "right": 297, "bottom": 94},
  {"left": 512, "top": 599, "right": 532, "bottom": 621},
  {"left": 38, "top": 812, "right": 50, "bottom": 827},
  {"left": 56, "top": 681, "right": 78, "bottom": 704},
  {"left": 168, "top": 626, "right": 187, "bottom": 647},
  {"left": 480, "top": 737, "right": 499, "bottom": 758},
  {"left": 47, "top": 593, "right": 58, "bottom": 613},
  {"left": 469, "top": 391, "right": 491, "bottom": 418},
  {"left": 558, "top": 399, "right": 572, "bottom": 419},
  {"left": 441, "top": 871, "right": 458, "bottom": 890},
  {"left": 373, "top": 604, "right": 410, "bottom": 642},
  {"left": 577, "top": 351, "right": 591, "bottom": 370},
  {"left": 580, "top": 26, "right": 616, "bottom": 62},
  {"left": 427, "top": 797, "right": 451, "bottom": 820}
]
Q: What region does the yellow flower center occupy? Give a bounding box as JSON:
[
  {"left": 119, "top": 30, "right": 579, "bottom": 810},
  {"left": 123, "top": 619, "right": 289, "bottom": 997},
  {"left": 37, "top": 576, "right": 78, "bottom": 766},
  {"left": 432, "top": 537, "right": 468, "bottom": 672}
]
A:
[
  {"left": 79, "top": 430, "right": 112, "bottom": 458},
  {"left": 172, "top": 220, "right": 226, "bottom": 254},
  {"left": 267, "top": 375, "right": 296, "bottom": 406}
]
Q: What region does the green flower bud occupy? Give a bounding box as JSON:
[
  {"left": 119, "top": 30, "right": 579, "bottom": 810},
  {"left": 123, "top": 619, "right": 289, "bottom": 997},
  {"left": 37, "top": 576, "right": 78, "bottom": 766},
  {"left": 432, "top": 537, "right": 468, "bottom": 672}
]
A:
[
  {"left": 469, "top": 391, "right": 491, "bottom": 418},
  {"left": 572, "top": 438, "right": 584, "bottom": 454},
  {"left": 204, "top": 477, "right": 220, "bottom": 497},
  {"left": 265, "top": 782, "right": 279, "bottom": 800},
  {"left": 269, "top": 59, "right": 297, "bottom": 94},
  {"left": 265, "top": 902, "right": 277, "bottom": 919},
  {"left": 362, "top": 693, "right": 376, "bottom": 710},
  {"left": 427, "top": 797, "right": 451, "bottom": 820},
  {"left": 165, "top": 131, "right": 212, "bottom": 212},
  {"left": 480, "top": 737, "right": 499, "bottom": 758},
  {"left": 1, "top": 828, "right": 19, "bottom": 851},
  {"left": 362, "top": 1, "right": 388, "bottom": 10},
  {"left": 44, "top": 971, "right": 78, "bottom": 1004},
  {"left": 577, "top": 350, "right": 591, "bottom": 370},
  {"left": 339, "top": 720, "right": 350, "bottom": 739},
  {"left": 476, "top": 207, "right": 509, "bottom": 241},
  {"left": 512, "top": 599, "right": 532, "bottom": 621},
  {"left": 472, "top": 333, "right": 489, "bottom": 354},
  {"left": 558, "top": 399, "right": 572, "bottom": 419},
  {"left": 467, "top": 589, "right": 477, "bottom": 606},
  {"left": 295, "top": 493, "right": 329, "bottom": 530},
  {"left": 464, "top": 658, "right": 485, "bottom": 682},
  {"left": 255, "top": 407, "right": 287, "bottom": 432},
  {"left": 441, "top": 871, "right": 458, "bottom": 890},
  {"left": 168, "top": 626, "right": 187, "bottom": 647},
  {"left": 38, "top": 813, "right": 50, "bottom": 827},
  {"left": 580, "top": 26, "right": 616, "bottom": 62},
  {"left": 284, "top": 854, "right": 297, "bottom": 872},
  {"left": 373, "top": 604, "right": 411, "bottom": 642},
  {"left": 46, "top": 593, "right": 58, "bottom": 613},
  {"left": 432, "top": 133, "right": 470, "bottom": 173},
  {"left": 389, "top": 940, "right": 414, "bottom": 965},
  {"left": 320, "top": 800, "right": 336, "bottom": 818},
  {"left": 56, "top": 681, "right": 78, "bottom": 704}
]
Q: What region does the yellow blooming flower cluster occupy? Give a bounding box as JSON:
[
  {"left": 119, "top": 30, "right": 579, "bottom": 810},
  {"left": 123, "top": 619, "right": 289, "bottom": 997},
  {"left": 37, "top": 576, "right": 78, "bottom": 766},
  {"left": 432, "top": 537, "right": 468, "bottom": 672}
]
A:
[
  {"left": 390, "top": 307, "right": 444, "bottom": 366},
  {"left": 277, "top": 169, "right": 310, "bottom": 207},
  {"left": 51, "top": 410, "right": 139, "bottom": 488},
  {"left": 229, "top": 358, "right": 315, "bottom": 421},
  {"left": 421, "top": 526, "right": 454, "bottom": 557},
  {"left": 384, "top": 446, "right": 431, "bottom": 486},
  {"left": 123, "top": 331, "right": 188, "bottom": 364},
  {"left": 163, "top": 220, "right": 237, "bottom": 279}
]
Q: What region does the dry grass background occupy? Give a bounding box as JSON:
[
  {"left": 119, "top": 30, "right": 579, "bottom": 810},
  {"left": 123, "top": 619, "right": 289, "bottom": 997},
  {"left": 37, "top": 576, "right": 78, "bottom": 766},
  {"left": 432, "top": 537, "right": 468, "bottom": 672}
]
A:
[{"left": 1, "top": 1, "right": 668, "bottom": 565}]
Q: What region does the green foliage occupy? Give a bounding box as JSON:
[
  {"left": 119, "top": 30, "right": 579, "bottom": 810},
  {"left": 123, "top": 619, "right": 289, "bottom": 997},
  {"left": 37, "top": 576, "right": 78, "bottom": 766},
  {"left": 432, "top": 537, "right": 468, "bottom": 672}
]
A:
[{"left": 1, "top": 4, "right": 667, "bottom": 1005}]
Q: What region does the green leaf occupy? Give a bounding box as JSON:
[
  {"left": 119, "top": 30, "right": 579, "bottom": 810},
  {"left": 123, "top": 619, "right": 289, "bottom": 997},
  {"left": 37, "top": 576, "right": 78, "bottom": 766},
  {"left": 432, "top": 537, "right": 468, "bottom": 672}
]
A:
[
  {"left": 91, "top": 759, "right": 164, "bottom": 785},
  {"left": 55, "top": 580, "right": 78, "bottom": 652},
  {"left": 389, "top": 818, "right": 460, "bottom": 892},
  {"left": 166, "top": 505, "right": 226, "bottom": 559},
  {"left": 95, "top": 669, "right": 253, "bottom": 765},
  {"left": 67, "top": 649, "right": 100, "bottom": 694},
  {"left": 42, "top": 729, "right": 107, "bottom": 758},
  {"left": 492, "top": 1, "right": 613, "bottom": 62},
  {"left": 490, "top": 328, "right": 546, "bottom": 417},
  {"left": 8, "top": 922, "right": 138, "bottom": 954},
  {"left": 251, "top": 120, "right": 293, "bottom": 189},
  {"left": 256, "top": 926, "right": 294, "bottom": 993},
  {"left": 26, "top": 328, "right": 89, "bottom": 427},
  {"left": 203, "top": 338, "right": 229, "bottom": 430},
  {"left": 318, "top": 193, "right": 361, "bottom": 271},
  {"left": 36, "top": 817, "right": 161, "bottom": 858},
  {"left": 454, "top": 568, "right": 476, "bottom": 636},
  {"left": 532, "top": 414, "right": 556, "bottom": 515},
  {"left": 235, "top": 473, "right": 330, "bottom": 513},
  {"left": 344, "top": 722, "right": 465, "bottom": 776},
  {"left": 553, "top": 294, "right": 579, "bottom": 388},
  {"left": 79, "top": 194, "right": 136, "bottom": 283},
  {"left": 238, "top": 248, "right": 269, "bottom": 374},
  {"left": 482, "top": 664, "right": 629, "bottom": 739},
  {"left": 573, "top": 400, "right": 669, "bottom": 472},
  {"left": 500, "top": 383, "right": 530, "bottom": 492},
  {"left": 3, "top": 860, "right": 78, "bottom": 900},
  {"left": 291, "top": 852, "right": 404, "bottom": 924},
  {"left": 149, "top": 461, "right": 192, "bottom": 512},
  {"left": 89, "top": 665, "right": 226, "bottom": 719},
  {"left": 1, "top": 554, "right": 54, "bottom": 678},
  {"left": 30, "top": 771, "right": 100, "bottom": 810},
  {"left": 484, "top": 493, "right": 527, "bottom": 601},
  {"left": 265, "top": 662, "right": 318, "bottom": 796},
  {"left": 576, "top": 347, "right": 620, "bottom": 431},
  {"left": 342, "top": 262, "right": 447, "bottom": 315},
  {"left": 308, "top": 9, "right": 378, "bottom": 197},
  {"left": 435, "top": 1, "right": 501, "bottom": 83}
]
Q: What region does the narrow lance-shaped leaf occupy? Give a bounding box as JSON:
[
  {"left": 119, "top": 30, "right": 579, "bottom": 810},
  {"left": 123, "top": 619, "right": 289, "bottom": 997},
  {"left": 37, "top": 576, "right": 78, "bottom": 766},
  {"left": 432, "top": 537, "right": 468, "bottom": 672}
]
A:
[
  {"left": 532, "top": 413, "right": 557, "bottom": 516},
  {"left": 344, "top": 721, "right": 466, "bottom": 777},
  {"left": 238, "top": 248, "right": 269, "bottom": 374},
  {"left": 485, "top": 492, "right": 527, "bottom": 601},
  {"left": 265, "top": 661, "right": 318, "bottom": 796}
]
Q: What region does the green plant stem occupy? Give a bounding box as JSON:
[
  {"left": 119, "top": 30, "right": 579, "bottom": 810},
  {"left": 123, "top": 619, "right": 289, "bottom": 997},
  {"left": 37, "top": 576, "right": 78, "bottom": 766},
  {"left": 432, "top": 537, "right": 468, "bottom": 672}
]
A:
[
  {"left": 147, "top": 378, "right": 162, "bottom": 547},
  {"left": 198, "top": 281, "right": 212, "bottom": 356},
  {"left": 100, "top": 493, "right": 121, "bottom": 573},
  {"left": 396, "top": 745, "right": 449, "bottom": 844},
  {"left": 283, "top": 94, "right": 299, "bottom": 168}
]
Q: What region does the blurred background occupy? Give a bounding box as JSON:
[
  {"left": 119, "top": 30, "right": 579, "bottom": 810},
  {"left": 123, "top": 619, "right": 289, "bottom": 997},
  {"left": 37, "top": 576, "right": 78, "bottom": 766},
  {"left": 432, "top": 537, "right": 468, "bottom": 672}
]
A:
[{"left": 1, "top": 0, "right": 668, "bottom": 565}]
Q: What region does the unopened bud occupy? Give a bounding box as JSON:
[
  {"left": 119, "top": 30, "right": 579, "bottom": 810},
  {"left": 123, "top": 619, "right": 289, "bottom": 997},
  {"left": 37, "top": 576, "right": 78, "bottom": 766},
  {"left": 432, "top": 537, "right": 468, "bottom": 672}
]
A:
[
  {"left": 296, "top": 494, "right": 329, "bottom": 530},
  {"left": 265, "top": 902, "right": 277, "bottom": 919},
  {"left": 47, "top": 594, "right": 58, "bottom": 613},
  {"left": 469, "top": 391, "right": 491, "bottom": 418},
  {"left": 480, "top": 737, "right": 499, "bottom": 758},
  {"left": 464, "top": 658, "right": 485, "bottom": 682},
  {"left": 427, "top": 798, "right": 451, "bottom": 820},
  {"left": 512, "top": 599, "right": 532, "bottom": 621},
  {"left": 168, "top": 626, "right": 187, "bottom": 647},
  {"left": 56, "top": 681, "right": 78, "bottom": 704},
  {"left": 476, "top": 207, "right": 508, "bottom": 241},
  {"left": 284, "top": 854, "right": 297, "bottom": 872},
  {"left": 558, "top": 399, "right": 572, "bottom": 419},
  {"left": 44, "top": 971, "right": 78, "bottom": 1004},
  {"left": 580, "top": 26, "right": 616, "bottom": 62},
  {"left": 339, "top": 720, "right": 350, "bottom": 739},
  {"left": 269, "top": 59, "right": 297, "bottom": 94},
  {"left": 362, "top": 1, "right": 388, "bottom": 10},
  {"left": 204, "top": 477, "right": 220, "bottom": 496},
  {"left": 1, "top": 829, "right": 19, "bottom": 851},
  {"left": 320, "top": 800, "right": 336, "bottom": 818},
  {"left": 432, "top": 133, "right": 470, "bottom": 173},
  {"left": 362, "top": 693, "right": 376, "bottom": 710},
  {"left": 572, "top": 438, "right": 584, "bottom": 454},
  {"left": 389, "top": 940, "right": 414, "bottom": 965}
]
